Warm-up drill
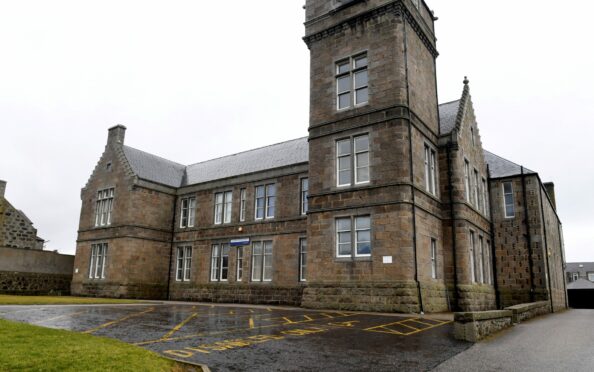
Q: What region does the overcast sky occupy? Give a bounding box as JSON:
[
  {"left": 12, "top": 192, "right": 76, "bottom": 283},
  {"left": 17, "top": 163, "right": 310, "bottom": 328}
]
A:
[{"left": 1, "top": 1, "right": 592, "bottom": 261}]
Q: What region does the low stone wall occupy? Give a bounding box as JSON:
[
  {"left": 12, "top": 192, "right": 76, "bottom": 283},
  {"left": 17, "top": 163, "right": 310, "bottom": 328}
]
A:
[
  {"left": 505, "top": 301, "right": 550, "bottom": 324},
  {"left": 170, "top": 284, "right": 303, "bottom": 306},
  {"left": 71, "top": 282, "right": 168, "bottom": 300},
  {"left": 454, "top": 310, "right": 513, "bottom": 342},
  {"left": 457, "top": 284, "right": 497, "bottom": 311},
  {"left": 0, "top": 271, "right": 72, "bottom": 295}
]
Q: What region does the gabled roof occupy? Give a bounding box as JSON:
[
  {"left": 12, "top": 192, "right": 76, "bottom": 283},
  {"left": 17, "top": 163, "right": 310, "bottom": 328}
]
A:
[
  {"left": 567, "top": 278, "right": 594, "bottom": 290},
  {"left": 567, "top": 262, "right": 594, "bottom": 273},
  {"left": 438, "top": 100, "right": 460, "bottom": 135},
  {"left": 122, "top": 146, "right": 186, "bottom": 188},
  {"left": 483, "top": 150, "right": 535, "bottom": 179},
  {"left": 184, "top": 137, "right": 308, "bottom": 186},
  {"left": 121, "top": 137, "right": 309, "bottom": 188}
]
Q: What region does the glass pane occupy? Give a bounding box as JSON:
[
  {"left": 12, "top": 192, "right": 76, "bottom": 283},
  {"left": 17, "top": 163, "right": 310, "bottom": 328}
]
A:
[
  {"left": 266, "top": 184, "right": 276, "bottom": 196},
  {"left": 356, "top": 216, "right": 370, "bottom": 230},
  {"left": 338, "top": 156, "right": 351, "bottom": 170},
  {"left": 357, "top": 242, "right": 371, "bottom": 255},
  {"left": 338, "top": 232, "right": 351, "bottom": 244},
  {"left": 506, "top": 205, "right": 515, "bottom": 217},
  {"left": 354, "top": 135, "right": 369, "bottom": 152},
  {"left": 354, "top": 70, "right": 368, "bottom": 88},
  {"left": 338, "top": 76, "right": 351, "bottom": 93},
  {"left": 354, "top": 55, "right": 368, "bottom": 69},
  {"left": 337, "top": 61, "right": 350, "bottom": 74},
  {"left": 216, "top": 193, "right": 223, "bottom": 203},
  {"left": 256, "top": 186, "right": 265, "bottom": 198},
  {"left": 356, "top": 166, "right": 369, "bottom": 183},
  {"left": 503, "top": 183, "right": 512, "bottom": 194},
  {"left": 338, "top": 243, "right": 352, "bottom": 256},
  {"left": 253, "top": 242, "right": 262, "bottom": 255},
  {"left": 338, "top": 93, "right": 351, "bottom": 109},
  {"left": 337, "top": 218, "right": 351, "bottom": 231},
  {"left": 356, "top": 152, "right": 369, "bottom": 167},
  {"left": 339, "top": 170, "right": 351, "bottom": 185},
  {"left": 357, "top": 230, "right": 371, "bottom": 243},
  {"left": 355, "top": 87, "right": 368, "bottom": 104}
]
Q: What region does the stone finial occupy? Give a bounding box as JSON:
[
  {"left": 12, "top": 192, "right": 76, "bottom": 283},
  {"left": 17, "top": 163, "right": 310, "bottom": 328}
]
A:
[
  {"left": 463, "top": 76, "right": 469, "bottom": 85},
  {"left": 0, "top": 180, "right": 6, "bottom": 198},
  {"left": 107, "top": 124, "right": 127, "bottom": 146}
]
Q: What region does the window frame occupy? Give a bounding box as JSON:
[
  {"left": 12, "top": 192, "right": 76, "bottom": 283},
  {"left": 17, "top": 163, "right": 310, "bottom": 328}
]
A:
[
  {"left": 254, "top": 184, "right": 276, "bottom": 220},
  {"left": 210, "top": 243, "right": 230, "bottom": 282},
  {"left": 588, "top": 272, "right": 594, "bottom": 282},
  {"left": 94, "top": 188, "right": 114, "bottom": 227},
  {"left": 336, "top": 134, "right": 370, "bottom": 188},
  {"left": 251, "top": 241, "right": 273, "bottom": 282},
  {"left": 214, "top": 191, "right": 233, "bottom": 225},
  {"left": 89, "top": 243, "right": 108, "bottom": 279},
  {"left": 299, "top": 238, "right": 307, "bottom": 282},
  {"left": 430, "top": 238, "right": 437, "bottom": 279},
  {"left": 469, "top": 231, "right": 476, "bottom": 283},
  {"left": 464, "top": 160, "right": 471, "bottom": 203},
  {"left": 424, "top": 143, "right": 437, "bottom": 196},
  {"left": 335, "top": 215, "right": 371, "bottom": 258},
  {"left": 239, "top": 188, "right": 247, "bottom": 222},
  {"left": 478, "top": 236, "right": 485, "bottom": 284},
  {"left": 175, "top": 246, "right": 192, "bottom": 282},
  {"left": 503, "top": 181, "right": 515, "bottom": 218},
  {"left": 473, "top": 168, "right": 480, "bottom": 209},
  {"left": 335, "top": 52, "right": 368, "bottom": 111},
  {"left": 180, "top": 197, "right": 196, "bottom": 228},
  {"left": 236, "top": 246, "right": 244, "bottom": 282},
  {"left": 300, "top": 178, "right": 309, "bottom": 215}
]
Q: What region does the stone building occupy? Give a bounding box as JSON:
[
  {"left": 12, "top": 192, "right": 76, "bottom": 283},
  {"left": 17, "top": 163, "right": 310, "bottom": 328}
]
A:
[
  {"left": 0, "top": 180, "right": 44, "bottom": 250},
  {"left": 71, "top": 0, "right": 567, "bottom": 313}
]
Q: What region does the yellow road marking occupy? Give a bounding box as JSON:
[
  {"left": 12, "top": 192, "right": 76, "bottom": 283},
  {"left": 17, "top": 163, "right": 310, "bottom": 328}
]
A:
[
  {"left": 33, "top": 310, "right": 87, "bottom": 325},
  {"left": 83, "top": 307, "right": 154, "bottom": 334},
  {"left": 248, "top": 309, "right": 255, "bottom": 314},
  {"left": 304, "top": 315, "right": 313, "bottom": 321},
  {"left": 407, "top": 319, "right": 437, "bottom": 327},
  {"left": 364, "top": 318, "right": 452, "bottom": 336},
  {"left": 229, "top": 310, "right": 235, "bottom": 315},
  {"left": 396, "top": 322, "right": 421, "bottom": 331},
  {"left": 249, "top": 317, "right": 255, "bottom": 329},
  {"left": 162, "top": 311, "right": 199, "bottom": 340},
  {"left": 282, "top": 317, "right": 296, "bottom": 324},
  {"left": 266, "top": 308, "right": 272, "bottom": 312}
]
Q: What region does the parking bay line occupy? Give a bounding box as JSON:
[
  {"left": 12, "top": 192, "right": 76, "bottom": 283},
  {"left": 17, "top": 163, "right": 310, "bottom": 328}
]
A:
[
  {"left": 364, "top": 318, "right": 452, "bottom": 336},
  {"left": 82, "top": 307, "right": 155, "bottom": 334},
  {"left": 162, "top": 310, "right": 200, "bottom": 340}
]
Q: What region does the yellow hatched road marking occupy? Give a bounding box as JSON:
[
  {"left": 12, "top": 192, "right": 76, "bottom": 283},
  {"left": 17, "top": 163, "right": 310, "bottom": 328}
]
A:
[
  {"left": 162, "top": 311, "right": 200, "bottom": 340},
  {"left": 364, "top": 318, "right": 453, "bottom": 337},
  {"left": 83, "top": 307, "right": 154, "bottom": 334}
]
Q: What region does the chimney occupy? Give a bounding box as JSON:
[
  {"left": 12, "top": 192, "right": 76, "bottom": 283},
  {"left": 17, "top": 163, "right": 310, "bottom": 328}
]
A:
[
  {"left": 0, "top": 180, "right": 6, "bottom": 198},
  {"left": 544, "top": 182, "right": 557, "bottom": 210},
  {"left": 107, "top": 124, "right": 127, "bottom": 146}
]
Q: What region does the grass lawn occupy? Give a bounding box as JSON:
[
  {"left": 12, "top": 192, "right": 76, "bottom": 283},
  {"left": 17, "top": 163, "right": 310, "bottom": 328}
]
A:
[
  {"left": 0, "top": 295, "right": 147, "bottom": 306},
  {"left": 0, "top": 319, "right": 194, "bottom": 371}
]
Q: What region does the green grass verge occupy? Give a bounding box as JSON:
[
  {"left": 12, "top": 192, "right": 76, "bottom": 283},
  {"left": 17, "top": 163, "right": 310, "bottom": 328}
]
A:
[
  {"left": 0, "top": 295, "right": 147, "bottom": 306},
  {"left": 0, "top": 319, "right": 188, "bottom": 372}
]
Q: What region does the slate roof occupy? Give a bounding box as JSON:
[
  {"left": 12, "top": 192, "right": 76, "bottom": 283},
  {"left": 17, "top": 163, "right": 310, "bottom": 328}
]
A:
[
  {"left": 567, "top": 278, "right": 594, "bottom": 290},
  {"left": 438, "top": 100, "right": 461, "bottom": 135},
  {"left": 483, "top": 150, "right": 535, "bottom": 179},
  {"left": 121, "top": 137, "right": 309, "bottom": 188},
  {"left": 567, "top": 262, "right": 594, "bottom": 274},
  {"left": 123, "top": 146, "right": 186, "bottom": 188}
]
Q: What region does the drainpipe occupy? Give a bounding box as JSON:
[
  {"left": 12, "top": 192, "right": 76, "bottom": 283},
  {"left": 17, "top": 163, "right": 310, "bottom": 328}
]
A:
[
  {"left": 521, "top": 167, "right": 536, "bottom": 302},
  {"left": 403, "top": 18, "right": 424, "bottom": 314},
  {"left": 166, "top": 195, "right": 179, "bottom": 301},
  {"left": 446, "top": 143, "right": 458, "bottom": 310},
  {"left": 486, "top": 165, "right": 501, "bottom": 309},
  {"left": 537, "top": 179, "right": 554, "bottom": 312}
]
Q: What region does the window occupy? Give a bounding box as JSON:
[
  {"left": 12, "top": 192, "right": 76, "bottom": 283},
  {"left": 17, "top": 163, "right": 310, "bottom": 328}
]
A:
[
  {"left": 214, "top": 191, "right": 233, "bottom": 224},
  {"left": 251, "top": 241, "right": 273, "bottom": 282},
  {"left": 571, "top": 272, "right": 578, "bottom": 281},
  {"left": 430, "top": 239, "right": 437, "bottom": 279},
  {"left": 336, "top": 53, "right": 368, "bottom": 110},
  {"left": 482, "top": 178, "right": 489, "bottom": 215},
  {"left": 588, "top": 273, "right": 594, "bottom": 282},
  {"left": 89, "top": 243, "right": 107, "bottom": 279},
  {"left": 424, "top": 144, "right": 437, "bottom": 195},
  {"left": 337, "top": 135, "right": 370, "bottom": 187},
  {"left": 210, "top": 244, "right": 230, "bottom": 281},
  {"left": 180, "top": 197, "right": 196, "bottom": 228},
  {"left": 464, "top": 160, "right": 470, "bottom": 203},
  {"left": 473, "top": 169, "right": 480, "bottom": 209},
  {"left": 503, "top": 182, "right": 515, "bottom": 218},
  {"left": 255, "top": 184, "right": 276, "bottom": 220},
  {"left": 176, "top": 246, "right": 192, "bottom": 281},
  {"left": 239, "top": 188, "right": 247, "bottom": 222},
  {"left": 478, "top": 236, "right": 485, "bottom": 284},
  {"left": 300, "top": 178, "right": 309, "bottom": 215},
  {"left": 95, "top": 188, "right": 114, "bottom": 227},
  {"left": 336, "top": 216, "right": 371, "bottom": 258},
  {"left": 469, "top": 231, "right": 476, "bottom": 283},
  {"left": 485, "top": 240, "right": 492, "bottom": 285},
  {"left": 236, "top": 247, "right": 244, "bottom": 282},
  {"left": 299, "top": 238, "right": 307, "bottom": 282}
]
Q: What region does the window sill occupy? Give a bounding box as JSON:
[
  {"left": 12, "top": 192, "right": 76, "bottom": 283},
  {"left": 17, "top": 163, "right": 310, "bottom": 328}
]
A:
[{"left": 335, "top": 256, "right": 372, "bottom": 263}]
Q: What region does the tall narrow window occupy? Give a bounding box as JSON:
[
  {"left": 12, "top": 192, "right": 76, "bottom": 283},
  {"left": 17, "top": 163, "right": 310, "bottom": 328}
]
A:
[
  {"left": 239, "top": 188, "right": 247, "bottom": 222},
  {"left": 210, "top": 244, "right": 230, "bottom": 281},
  {"left": 464, "top": 160, "right": 470, "bottom": 203},
  {"left": 300, "top": 178, "right": 309, "bottom": 215},
  {"left": 180, "top": 197, "right": 196, "bottom": 228},
  {"left": 299, "top": 238, "right": 307, "bottom": 282},
  {"left": 431, "top": 239, "right": 437, "bottom": 279},
  {"left": 255, "top": 184, "right": 276, "bottom": 220},
  {"left": 214, "top": 192, "right": 233, "bottom": 224},
  {"left": 424, "top": 144, "right": 437, "bottom": 195},
  {"left": 336, "top": 53, "right": 368, "bottom": 110},
  {"left": 485, "top": 240, "right": 492, "bottom": 285},
  {"left": 251, "top": 241, "right": 273, "bottom": 282},
  {"left": 236, "top": 246, "right": 244, "bottom": 282},
  {"left": 478, "top": 236, "right": 485, "bottom": 284},
  {"left": 176, "top": 246, "right": 192, "bottom": 281},
  {"left": 336, "top": 216, "right": 371, "bottom": 258},
  {"left": 336, "top": 218, "right": 352, "bottom": 258},
  {"left": 473, "top": 169, "right": 480, "bottom": 209},
  {"left": 469, "top": 231, "right": 476, "bottom": 283},
  {"left": 482, "top": 178, "right": 489, "bottom": 215},
  {"left": 89, "top": 243, "right": 108, "bottom": 279},
  {"left": 95, "top": 188, "right": 114, "bottom": 227},
  {"left": 337, "top": 135, "right": 369, "bottom": 187},
  {"left": 503, "top": 182, "right": 515, "bottom": 218}
]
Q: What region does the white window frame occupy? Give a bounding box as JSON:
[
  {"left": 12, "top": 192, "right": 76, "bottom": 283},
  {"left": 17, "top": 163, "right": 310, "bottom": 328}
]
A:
[
  {"left": 485, "top": 240, "right": 492, "bottom": 285},
  {"left": 239, "top": 188, "right": 247, "bottom": 222},
  {"left": 251, "top": 241, "right": 273, "bottom": 282},
  {"left": 89, "top": 243, "right": 107, "bottom": 279},
  {"left": 336, "top": 215, "right": 371, "bottom": 258},
  {"left": 424, "top": 144, "right": 437, "bottom": 196},
  {"left": 430, "top": 238, "right": 437, "bottom": 279},
  {"left": 336, "top": 53, "right": 368, "bottom": 110},
  {"left": 214, "top": 191, "right": 232, "bottom": 225},
  {"left": 180, "top": 197, "right": 196, "bottom": 228},
  {"left": 478, "top": 236, "right": 485, "bottom": 284},
  {"left": 236, "top": 246, "right": 244, "bottom": 282},
  {"left": 255, "top": 184, "right": 276, "bottom": 220},
  {"left": 94, "top": 188, "right": 114, "bottom": 227},
  {"left": 300, "top": 178, "right": 309, "bottom": 215},
  {"left": 210, "top": 244, "right": 230, "bottom": 282},
  {"left": 473, "top": 168, "right": 480, "bottom": 209},
  {"left": 571, "top": 272, "right": 578, "bottom": 281},
  {"left": 503, "top": 181, "right": 515, "bottom": 218},
  {"left": 299, "top": 238, "right": 307, "bottom": 282},
  {"left": 464, "top": 160, "right": 470, "bottom": 203},
  {"left": 336, "top": 134, "right": 370, "bottom": 187},
  {"left": 175, "top": 246, "right": 192, "bottom": 282},
  {"left": 588, "top": 273, "right": 594, "bottom": 282},
  {"left": 469, "top": 231, "right": 476, "bottom": 283}
]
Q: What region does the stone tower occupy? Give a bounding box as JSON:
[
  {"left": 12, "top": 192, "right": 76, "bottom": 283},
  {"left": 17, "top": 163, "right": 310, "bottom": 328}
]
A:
[{"left": 302, "top": 0, "right": 447, "bottom": 313}]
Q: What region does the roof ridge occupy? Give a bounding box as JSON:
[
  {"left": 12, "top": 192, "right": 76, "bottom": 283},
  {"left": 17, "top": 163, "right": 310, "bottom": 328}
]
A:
[
  {"left": 186, "top": 136, "right": 308, "bottom": 168},
  {"left": 123, "top": 145, "right": 186, "bottom": 168}
]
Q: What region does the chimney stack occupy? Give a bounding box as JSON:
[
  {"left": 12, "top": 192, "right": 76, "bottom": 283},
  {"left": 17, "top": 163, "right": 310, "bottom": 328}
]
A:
[
  {"left": 0, "top": 180, "right": 6, "bottom": 198},
  {"left": 107, "top": 124, "right": 127, "bottom": 146},
  {"left": 544, "top": 182, "right": 557, "bottom": 210}
]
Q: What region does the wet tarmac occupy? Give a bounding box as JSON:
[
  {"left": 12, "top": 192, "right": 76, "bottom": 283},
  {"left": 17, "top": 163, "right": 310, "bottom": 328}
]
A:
[{"left": 0, "top": 303, "right": 471, "bottom": 371}]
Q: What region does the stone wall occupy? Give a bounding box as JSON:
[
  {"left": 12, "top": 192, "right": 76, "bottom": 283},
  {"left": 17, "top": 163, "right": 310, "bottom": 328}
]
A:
[
  {"left": 0, "top": 195, "right": 41, "bottom": 250},
  {"left": 0, "top": 271, "right": 72, "bottom": 295},
  {"left": 170, "top": 284, "right": 303, "bottom": 306},
  {"left": 505, "top": 301, "right": 550, "bottom": 324},
  {"left": 454, "top": 310, "right": 513, "bottom": 342}
]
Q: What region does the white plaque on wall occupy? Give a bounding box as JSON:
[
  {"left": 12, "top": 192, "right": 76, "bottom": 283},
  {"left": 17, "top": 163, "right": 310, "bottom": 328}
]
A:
[{"left": 382, "top": 256, "right": 393, "bottom": 264}]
